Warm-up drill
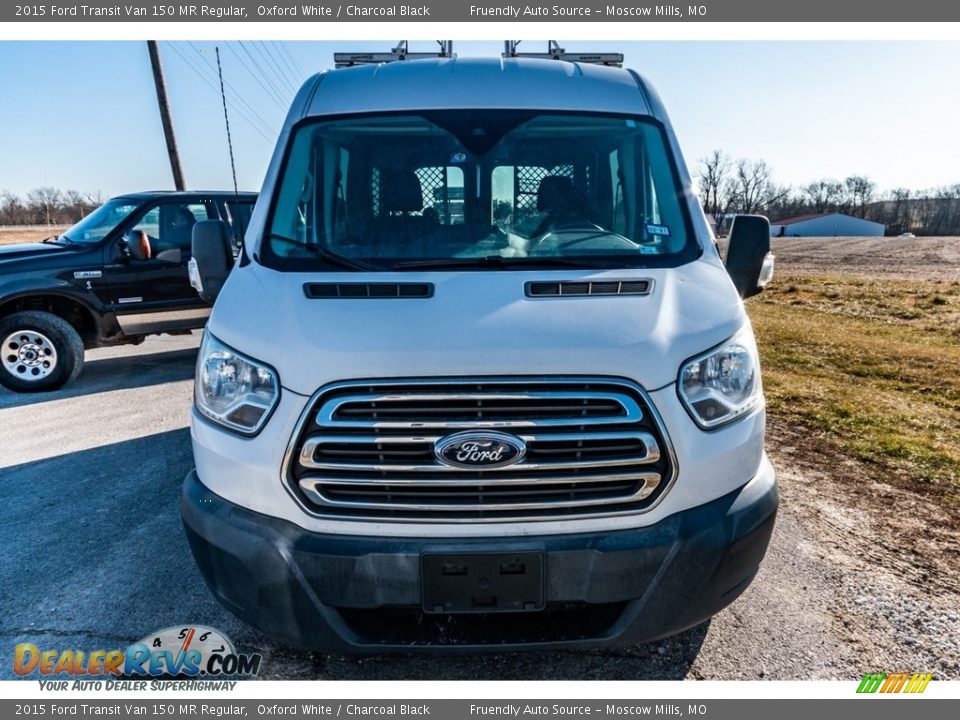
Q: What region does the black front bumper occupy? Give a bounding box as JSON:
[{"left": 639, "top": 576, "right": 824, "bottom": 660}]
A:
[{"left": 181, "top": 468, "right": 778, "bottom": 652}]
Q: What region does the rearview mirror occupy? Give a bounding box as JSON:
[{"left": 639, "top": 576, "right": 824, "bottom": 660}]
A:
[
  {"left": 724, "top": 215, "right": 774, "bottom": 299},
  {"left": 190, "top": 220, "right": 233, "bottom": 304}
]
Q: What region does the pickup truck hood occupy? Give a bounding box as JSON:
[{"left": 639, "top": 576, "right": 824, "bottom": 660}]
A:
[
  {"left": 209, "top": 259, "right": 748, "bottom": 396},
  {"left": 0, "top": 242, "right": 70, "bottom": 262}
]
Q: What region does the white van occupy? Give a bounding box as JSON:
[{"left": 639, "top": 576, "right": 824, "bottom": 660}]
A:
[{"left": 182, "top": 52, "right": 778, "bottom": 651}]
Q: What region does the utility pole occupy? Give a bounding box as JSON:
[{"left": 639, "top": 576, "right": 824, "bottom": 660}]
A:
[{"left": 146, "top": 40, "right": 186, "bottom": 190}]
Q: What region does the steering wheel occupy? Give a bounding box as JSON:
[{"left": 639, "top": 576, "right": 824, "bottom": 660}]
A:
[{"left": 531, "top": 225, "right": 638, "bottom": 255}]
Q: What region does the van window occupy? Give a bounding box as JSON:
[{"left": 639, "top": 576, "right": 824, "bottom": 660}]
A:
[{"left": 264, "top": 112, "right": 697, "bottom": 270}]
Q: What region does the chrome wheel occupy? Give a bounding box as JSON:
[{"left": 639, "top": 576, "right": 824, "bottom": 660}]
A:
[{"left": 2, "top": 330, "right": 58, "bottom": 382}]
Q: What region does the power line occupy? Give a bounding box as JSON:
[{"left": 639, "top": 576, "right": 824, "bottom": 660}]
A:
[
  {"left": 250, "top": 41, "right": 296, "bottom": 95},
  {"left": 274, "top": 41, "right": 305, "bottom": 86},
  {"left": 236, "top": 42, "right": 290, "bottom": 110},
  {"left": 165, "top": 42, "right": 273, "bottom": 140},
  {"left": 226, "top": 43, "right": 287, "bottom": 112},
  {"left": 254, "top": 41, "right": 298, "bottom": 95},
  {"left": 164, "top": 42, "right": 274, "bottom": 143},
  {"left": 267, "top": 41, "right": 304, "bottom": 91},
  {"left": 186, "top": 41, "right": 275, "bottom": 137}
]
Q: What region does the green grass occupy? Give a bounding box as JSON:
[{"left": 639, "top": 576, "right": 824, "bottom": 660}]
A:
[{"left": 748, "top": 274, "right": 960, "bottom": 492}]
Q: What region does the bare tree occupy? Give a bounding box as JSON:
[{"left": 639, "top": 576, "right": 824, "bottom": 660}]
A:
[
  {"left": 0, "top": 190, "right": 25, "bottom": 225},
  {"left": 0, "top": 188, "right": 101, "bottom": 226},
  {"left": 843, "top": 176, "right": 876, "bottom": 218},
  {"left": 731, "top": 159, "right": 786, "bottom": 214},
  {"left": 697, "top": 150, "right": 732, "bottom": 217},
  {"left": 766, "top": 186, "right": 804, "bottom": 220},
  {"left": 25, "top": 187, "right": 64, "bottom": 226},
  {"left": 802, "top": 180, "right": 842, "bottom": 214}
]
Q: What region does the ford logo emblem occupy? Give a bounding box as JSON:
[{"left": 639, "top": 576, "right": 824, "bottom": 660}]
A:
[{"left": 434, "top": 431, "right": 526, "bottom": 470}]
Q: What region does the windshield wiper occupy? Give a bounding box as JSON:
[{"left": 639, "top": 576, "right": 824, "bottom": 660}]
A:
[
  {"left": 41, "top": 235, "right": 72, "bottom": 245},
  {"left": 266, "top": 234, "right": 379, "bottom": 271},
  {"left": 393, "top": 255, "right": 622, "bottom": 271}
]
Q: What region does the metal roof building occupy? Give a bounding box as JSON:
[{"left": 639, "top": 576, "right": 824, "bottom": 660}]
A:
[{"left": 769, "top": 212, "right": 885, "bottom": 237}]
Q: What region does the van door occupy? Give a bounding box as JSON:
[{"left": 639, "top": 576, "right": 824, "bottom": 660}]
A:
[{"left": 104, "top": 199, "right": 214, "bottom": 336}]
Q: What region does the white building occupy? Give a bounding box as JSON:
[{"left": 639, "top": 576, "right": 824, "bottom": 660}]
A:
[{"left": 769, "top": 212, "right": 885, "bottom": 237}]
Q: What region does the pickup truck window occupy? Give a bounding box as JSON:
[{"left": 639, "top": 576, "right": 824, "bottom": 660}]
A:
[
  {"left": 61, "top": 198, "right": 139, "bottom": 244},
  {"left": 124, "top": 202, "right": 212, "bottom": 262},
  {"left": 263, "top": 112, "right": 697, "bottom": 270},
  {"left": 223, "top": 200, "right": 255, "bottom": 248}
]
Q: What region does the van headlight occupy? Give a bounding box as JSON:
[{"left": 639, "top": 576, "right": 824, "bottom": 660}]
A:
[
  {"left": 678, "top": 330, "right": 762, "bottom": 429},
  {"left": 195, "top": 333, "right": 279, "bottom": 435}
]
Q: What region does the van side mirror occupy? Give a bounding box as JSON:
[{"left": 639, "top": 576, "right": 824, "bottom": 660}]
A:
[
  {"left": 189, "top": 220, "right": 233, "bottom": 304},
  {"left": 724, "top": 215, "right": 774, "bottom": 299}
]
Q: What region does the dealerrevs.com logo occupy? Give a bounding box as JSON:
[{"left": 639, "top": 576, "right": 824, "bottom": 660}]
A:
[{"left": 14, "top": 625, "right": 261, "bottom": 685}]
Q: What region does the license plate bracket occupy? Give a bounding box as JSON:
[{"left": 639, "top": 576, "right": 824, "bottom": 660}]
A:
[{"left": 421, "top": 552, "right": 545, "bottom": 614}]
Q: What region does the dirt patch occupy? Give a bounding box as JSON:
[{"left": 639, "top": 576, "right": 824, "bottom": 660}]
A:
[
  {"left": 771, "top": 236, "right": 960, "bottom": 281},
  {"left": 767, "top": 427, "right": 960, "bottom": 677}
]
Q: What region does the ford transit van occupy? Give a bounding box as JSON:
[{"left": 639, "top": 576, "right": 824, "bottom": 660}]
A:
[{"left": 182, "top": 52, "right": 778, "bottom": 651}]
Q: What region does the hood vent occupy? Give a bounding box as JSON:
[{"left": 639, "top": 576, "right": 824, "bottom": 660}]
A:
[
  {"left": 525, "top": 279, "right": 653, "bottom": 298},
  {"left": 304, "top": 282, "right": 434, "bottom": 299}
]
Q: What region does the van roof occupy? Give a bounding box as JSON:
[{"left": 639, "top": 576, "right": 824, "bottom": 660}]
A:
[{"left": 295, "top": 57, "right": 657, "bottom": 123}]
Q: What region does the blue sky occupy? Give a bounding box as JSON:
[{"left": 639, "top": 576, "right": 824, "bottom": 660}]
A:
[{"left": 0, "top": 40, "right": 958, "bottom": 198}]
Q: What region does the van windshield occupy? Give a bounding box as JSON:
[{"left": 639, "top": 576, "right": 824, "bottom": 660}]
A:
[{"left": 263, "top": 112, "right": 698, "bottom": 270}]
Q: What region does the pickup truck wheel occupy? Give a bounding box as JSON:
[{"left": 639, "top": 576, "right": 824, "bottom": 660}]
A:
[{"left": 0, "top": 311, "right": 85, "bottom": 392}]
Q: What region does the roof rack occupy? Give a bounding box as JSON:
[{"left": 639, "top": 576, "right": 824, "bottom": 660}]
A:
[
  {"left": 334, "top": 41, "right": 455, "bottom": 68},
  {"left": 503, "top": 40, "right": 624, "bottom": 67}
]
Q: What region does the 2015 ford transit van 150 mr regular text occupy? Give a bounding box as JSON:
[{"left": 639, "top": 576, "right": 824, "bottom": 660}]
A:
[{"left": 181, "top": 49, "right": 779, "bottom": 651}]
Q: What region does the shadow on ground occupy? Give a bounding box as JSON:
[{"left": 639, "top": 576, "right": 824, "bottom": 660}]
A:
[{"left": 0, "top": 348, "right": 198, "bottom": 409}]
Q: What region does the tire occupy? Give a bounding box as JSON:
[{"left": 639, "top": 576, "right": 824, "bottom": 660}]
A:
[{"left": 0, "top": 311, "right": 85, "bottom": 392}]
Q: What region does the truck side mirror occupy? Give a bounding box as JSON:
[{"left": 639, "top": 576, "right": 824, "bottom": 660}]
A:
[
  {"left": 117, "top": 237, "right": 131, "bottom": 263},
  {"left": 724, "top": 215, "right": 775, "bottom": 299},
  {"left": 189, "top": 220, "right": 233, "bottom": 304}
]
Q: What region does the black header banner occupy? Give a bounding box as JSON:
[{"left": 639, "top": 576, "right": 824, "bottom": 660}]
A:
[{"left": 5, "top": 0, "right": 960, "bottom": 22}]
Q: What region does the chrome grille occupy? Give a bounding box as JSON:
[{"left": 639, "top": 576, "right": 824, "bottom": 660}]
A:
[{"left": 287, "top": 379, "right": 675, "bottom": 521}]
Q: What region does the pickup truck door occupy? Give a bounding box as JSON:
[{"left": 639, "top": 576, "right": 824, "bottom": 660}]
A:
[{"left": 103, "top": 200, "right": 215, "bottom": 336}]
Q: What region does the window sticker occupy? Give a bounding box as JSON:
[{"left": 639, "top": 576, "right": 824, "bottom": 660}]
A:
[{"left": 645, "top": 223, "right": 671, "bottom": 237}]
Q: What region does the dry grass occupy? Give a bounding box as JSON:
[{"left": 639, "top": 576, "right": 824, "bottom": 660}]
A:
[
  {"left": 749, "top": 273, "right": 960, "bottom": 496},
  {"left": 0, "top": 226, "right": 69, "bottom": 245}
]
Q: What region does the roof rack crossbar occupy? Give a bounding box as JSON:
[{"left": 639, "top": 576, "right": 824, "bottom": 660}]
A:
[
  {"left": 503, "top": 40, "right": 623, "bottom": 67},
  {"left": 334, "top": 41, "right": 455, "bottom": 68}
]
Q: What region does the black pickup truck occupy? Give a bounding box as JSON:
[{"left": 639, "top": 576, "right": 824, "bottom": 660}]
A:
[{"left": 0, "top": 190, "right": 256, "bottom": 392}]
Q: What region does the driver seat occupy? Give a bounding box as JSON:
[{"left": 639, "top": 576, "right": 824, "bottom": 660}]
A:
[{"left": 532, "top": 176, "right": 590, "bottom": 237}]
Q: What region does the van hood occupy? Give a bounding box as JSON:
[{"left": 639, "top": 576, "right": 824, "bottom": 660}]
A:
[{"left": 208, "top": 259, "right": 747, "bottom": 396}]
